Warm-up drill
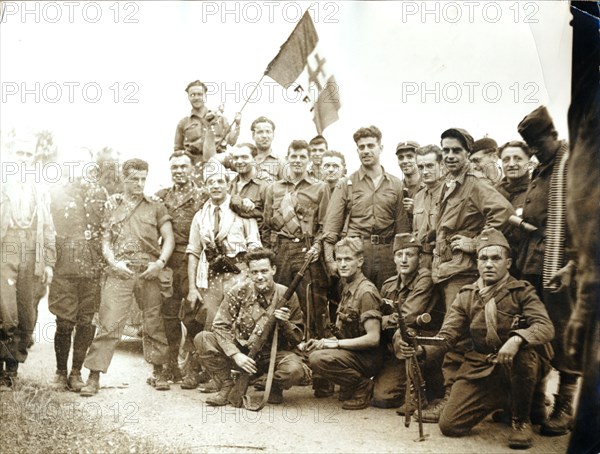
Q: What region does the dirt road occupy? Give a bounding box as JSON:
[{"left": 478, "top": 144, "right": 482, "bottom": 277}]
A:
[{"left": 9, "top": 301, "right": 570, "bottom": 453}]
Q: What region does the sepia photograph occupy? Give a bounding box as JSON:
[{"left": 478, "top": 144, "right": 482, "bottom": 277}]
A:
[{"left": 1, "top": 1, "right": 598, "bottom": 453}]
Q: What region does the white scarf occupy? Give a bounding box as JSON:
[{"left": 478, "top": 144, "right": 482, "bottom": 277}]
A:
[{"left": 196, "top": 195, "right": 235, "bottom": 289}]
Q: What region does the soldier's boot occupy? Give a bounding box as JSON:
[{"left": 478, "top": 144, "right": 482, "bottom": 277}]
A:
[
  {"left": 338, "top": 385, "right": 354, "bottom": 401},
  {"left": 180, "top": 352, "right": 202, "bottom": 390},
  {"left": 205, "top": 371, "right": 234, "bottom": 406},
  {"left": 313, "top": 377, "right": 334, "bottom": 398},
  {"left": 69, "top": 324, "right": 95, "bottom": 392},
  {"left": 198, "top": 378, "right": 220, "bottom": 393},
  {"left": 153, "top": 364, "right": 171, "bottom": 391},
  {"left": 342, "top": 379, "right": 374, "bottom": 410},
  {"left": 541, "top": 380, "right": 578, "bottom": 436},
  {"left": 508, "top": 368, "right": 535, "bottom": 449},
  {"left": 267, "top": 383, "right": 284, "bottom": 405},
  {"left": 508, "top": 419, "right": 534, "bottom": 450},
  {"left": 52, "top": 370, "right": 69, "bottom": 390},
  {"left": 80, "top": 370, "right": 100, "bottom": 397},
  {"left": 418, "top": 386, "right": 451, "bottom": 423},
  {"left": 530, "top": 375, "right": 550, "bottom": 425}
]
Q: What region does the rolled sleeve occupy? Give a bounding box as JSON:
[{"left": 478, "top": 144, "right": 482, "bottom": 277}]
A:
[{"left": 186, "top": 212, "right": 203, "bottom": 258}]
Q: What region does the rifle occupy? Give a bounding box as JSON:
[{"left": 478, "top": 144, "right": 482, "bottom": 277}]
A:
[
  {"left": 227, "top": 253, "right": 313, "bottom": 409},
  {"left": 397, "top": 312, "right": 428, "bottom": 442}
]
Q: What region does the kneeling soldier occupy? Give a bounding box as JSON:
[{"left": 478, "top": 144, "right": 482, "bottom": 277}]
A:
[
  {"left": 397, "top": 228, "right": 554, "bottom": 450},
  {"left": 194, "top": 248, "right": 308, "bottom": 406},
  {"left": 308, "top": 237, "right": 384, "bottom": 410}
]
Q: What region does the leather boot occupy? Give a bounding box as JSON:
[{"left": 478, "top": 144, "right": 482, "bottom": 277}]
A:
[
  {"left": 80, "top": 370, "right": 100, "bottom": 397},
  {"left": 52, "top": 370, "right": 69, "bottom": 390},
  {"left": 68, "top": 370, "right": 86, "bottom": 392},
  {"left": 71, "top": 324, "right": 95, "bottom": 372},
  {"left": 419, "top": 386, "right": 450, "bottom": 423},
  {"left": 153, "top": 365, "right": 171, "bottom": 391},
  {"left": 541, "top": 387, "right": 577, "bottom": 436},
  {"left": 396, "top": 391, "right": 428, "bottom": 416},
  {"left": 206, "top": 372, "right": 234, "bottom": 406},
  {"left": 342, "top": 379, "right": 374, "bottom": 410},
  {"left": 508, "top": 418, "right": 534, "bottom": 449},
  {"left": 268, "top": 384, "right": 284, "bottom": 405}
]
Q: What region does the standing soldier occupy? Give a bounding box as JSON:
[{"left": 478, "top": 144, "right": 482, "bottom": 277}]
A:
[
  {"left": 49, "top": 149, "right": 107, "bottom": 391},
  {"left": 516, "top": 106, "right": 579, "bottom": 437},
  {"left": 320, "top": 150, "right": 347, "bottom": 196},
  {"left": 323, "top": 126, "right": 411, "bottom": 289},
  {"left": 469, "top": 137, "right": 503, "bottom": 185},
  {"left": 395, "top": 140, "right": 423, "bottom": 197},
  {"left": 249, "top": 116, "right": 285, "bottom": 184},
  {"left": 80, "top": 159, "right": 175, "bottom": 396},
  {"left": 0, "top": 137, "right": 56, "bottom": 386},
  {"left": 412, "top": 145, "right": 445, "bottom": 270},
  {"left": 423, "top": 128, "right": 514, "bottom": 422},
  {"left": 308, "top": 135, "right": 328, "bottom": 180},
  {"left": 155, "top": 151, "right": 208, "bottom": 385},
  {"left": 264, "top": 140, "right": 330, "bottom": 338}
]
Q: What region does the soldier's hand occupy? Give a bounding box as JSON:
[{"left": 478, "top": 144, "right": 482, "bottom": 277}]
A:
[
  {"left": 274, "top": 307, "right": 291, "bottom": 322},
  {"left": 402, "top": 197, "right": 415, "bottom": 214},
  {"left": 547, "top": 260, "right": 576, "bottom": 293},
  {"left": 325, "top": 261, "right": 338, "bottom": 277},
  {"left": 241, "top": 197, "right": 255, "bottom": 211},
  {"left": 233, "top": 353, "right": 257, "bottom": 375},
  {"left": 187, "top": 288, "right": 203, "bottom": 310},
  {"left": 111, "top": 261, "right": 135, "bottom": 279},
  {"left": 305, "top": 246, "right": 320, "bottom": 263},
  {"left": 393, "top": 335, "right": 417, "bottom": 359},
  {"left": 233, "top": 112, "right": 242, "bottom": 125},
  {"left": 140, "top": 261, "right": 163, "bottom": 280},
  {"left": 450, "top": 234, "right": 476, "bottom": 254},
  {"left": 382, "top": 313, "right": 399, "bottom": 330},
  {"left": 42, "top": 266, "right": 54, "bottom": 286},
  {"left": 497, "top": 335, "right": 522, "bottom": 367}
]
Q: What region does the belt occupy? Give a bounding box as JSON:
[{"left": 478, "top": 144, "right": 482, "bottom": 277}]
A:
[{"left": 359, "top": 234, "right": 394, "bottom": 245}]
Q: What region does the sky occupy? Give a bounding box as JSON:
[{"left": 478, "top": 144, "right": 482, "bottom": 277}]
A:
[{"left": 0, "top": 1, "right": 572, "bottom": 191}]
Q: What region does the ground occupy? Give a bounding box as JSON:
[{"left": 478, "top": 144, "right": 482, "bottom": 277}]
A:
[{"left": 1, "top": 301, "right": 571, "bottom": 453}]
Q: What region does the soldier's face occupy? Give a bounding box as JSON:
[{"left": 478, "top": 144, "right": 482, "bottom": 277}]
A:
[
  {"left": 477, "top": 246, "right": 512, "bottom": 285},
  {"left": 231, "top": 146, "right": 255, "bottom": 175},
  {"left": 321, "top": 156, "right": 345, "bottom": 184},
  {"left": 527, "top": 134, "right": 557, "bottom": 164},
  {"left": 252, "top": 122, "right": 274, "bottom": 152},
  {"left": 335, "top": 247, "right": 364, "bottom": 279},
  {"left": 287, "top": 148, "right": 310, "bottom": 178},
  {"left": 394, "top": 247, "right": 420, "bottom": 277},
  {"left": 356, "top": 137, "right": 382, "bottom": 169},
  {"left": 309, "top": 143, "right": 327, "bottom": 166},
  {"left": 123, "top": 169, "right": 147, "bottom": 196},
  {"left": 501, "top": 147, "right": 530, "bottom": 181},
  {"left": 248, "top": 258, "right": 276, "bottom": 293},
  {"left": 469, "top": 151, "right": 497, "bottom": 172},
  {"left": 206, "top": 175, "right": 228, "bottom": 204},
  {"left": 416, "top": 153, "right": 442, "bottom": 185},
  {"left": 187, "top": 86, "right": 205, "bottom": 110},
  {"left": 170, "top": 156, "right": 193, "bottom": 185},
  {"left": 441, "top": 138, "right": 469, "bottom": 177},
  {"left": 396, "top": 150, "right": 417, "bottom": 176}
]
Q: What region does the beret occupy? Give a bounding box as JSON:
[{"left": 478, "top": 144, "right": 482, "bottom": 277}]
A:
[
  {"left": 470, "top": 137, "right": 498, "bottom": 156},
  {"left": 441, "top": 128, "right": 474, "bottom": 152},
  {"left": 517, "top": 106, "right": 555, "bottom": 143}
]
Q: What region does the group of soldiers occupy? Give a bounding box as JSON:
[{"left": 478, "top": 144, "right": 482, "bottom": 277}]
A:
[{"left": 0, "top": 79, "right": 586, "bottom": 451}]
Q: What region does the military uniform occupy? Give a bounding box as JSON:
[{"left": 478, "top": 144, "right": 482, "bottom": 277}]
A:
[
  {"left": 155, "top": 182, "right": 207, "bottom": 368},
  {"left": 323, "top": 167, "right": 411, "bottom": 289},
  {"left": 412, "top": 180, "right": 442, "bottom": 270},
  {"left": 195, "top": 281, "right": 308, "bottom": 396},
  {"left": 228, "top": 174, "right": 268, "bottom": 242},
  {"left": 309, "top": 272, "right": 384, "bottom": 395},
  {"left": 0, "top": 178, "right": 56, "bottom": 376},
  {"left": 83, "top": 196, "right": 171, "bottom": 373},
  {"left": 48, "top": 179, "right": 106, "bottom": 381},
  {"left": 433, "top": 275, "right": 554, "bottom": 437},
  {"left": 264, "top": 175, "right": 330, "bottom": 338}
]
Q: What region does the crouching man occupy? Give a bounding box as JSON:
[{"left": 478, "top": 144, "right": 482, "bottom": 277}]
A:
[
  {"left": 307, "top": 237, "right": 384, "bottom": 410},
  {"left": 396, "top": 228, "right": 554, "bottom": 450},
  {"left": 194, "top": 248, "right": 309, "bottom": 406}
]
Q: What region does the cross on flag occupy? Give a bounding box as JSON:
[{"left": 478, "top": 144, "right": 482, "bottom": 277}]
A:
[{"left": 264, "top": 11, "right": 341, "bottom": 134}]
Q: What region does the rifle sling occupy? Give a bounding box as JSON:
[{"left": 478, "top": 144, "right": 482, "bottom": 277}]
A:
[{"left": 243, "top": 324, "right": 279, "bottom": 412}]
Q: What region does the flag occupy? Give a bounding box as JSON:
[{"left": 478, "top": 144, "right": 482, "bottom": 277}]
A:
[{"left": 265, "top": 11, "right": 341, "bottom": 134}]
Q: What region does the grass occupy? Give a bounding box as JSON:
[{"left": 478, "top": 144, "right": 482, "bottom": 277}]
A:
[{"left": 0, "top": 378, "right": 191, "bottom": 454}]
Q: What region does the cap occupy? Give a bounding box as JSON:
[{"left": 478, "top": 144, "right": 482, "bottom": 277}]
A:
[
  {"left": 476, "top": 228, "right": 510, "bottom": 253},
  {"left": 517, "top": 106, "right": 555, "bottom": 144},
  {"left": 185, "top": 80, "right": 205, "bottom": 93},
  {"left": 393, "top": 233, "right": 422, "bottom": 252},
  {"left": 440, "top": 128, "right": 474, "bottom": 152},
  {"left": 395, "top": 141, "right": 420, "bottom": 155},
  {"left": 470, "top": 137, "right": 498, "bottom": 156}
]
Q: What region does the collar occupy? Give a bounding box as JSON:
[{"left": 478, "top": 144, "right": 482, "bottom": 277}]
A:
[
  {"left": 233, "top": 172, "right": 261, "bottom": 186},
  {"left": 207, "top": 194, "right": 231, "bottom": 210},
  {"left": 344, "top": 272, "right": 368, "bottom": 296},
  {"left": 500, "top": 174, "right": 530, "bottom": 193},
  {"left": 357, "top": 165, "right": 388, "bottom": 181},
  {"left": 445, "top": 164, "right": 470, "bottom": 186},
  {"left": 283, "top": 174, "right": 313, "bottom": 186},
  {"left": 189, "top": 106, "right": 208, "bottom": 118},
  {"left": 426, "top": 179, "right": 443, "bottom": 194}
]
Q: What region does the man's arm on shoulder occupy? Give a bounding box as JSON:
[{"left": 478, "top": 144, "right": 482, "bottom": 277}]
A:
[{"left": 473, "top": 179, "right": 515, "bottom": 233}]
